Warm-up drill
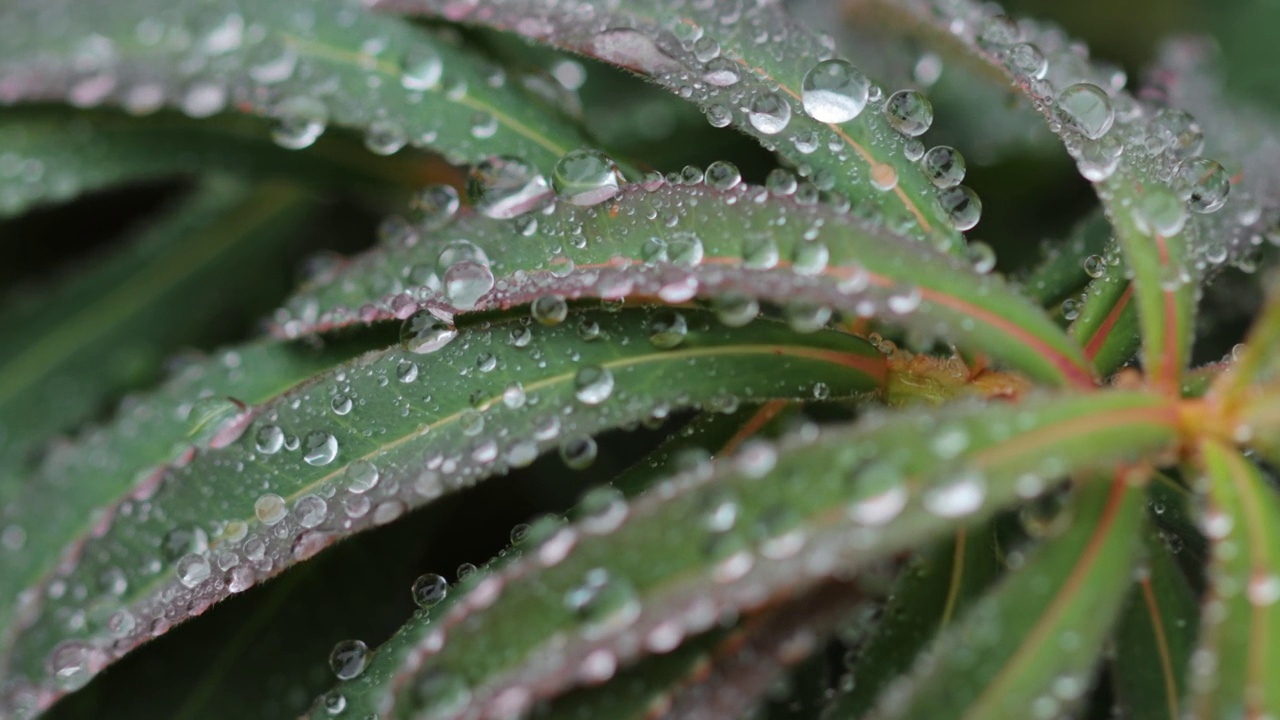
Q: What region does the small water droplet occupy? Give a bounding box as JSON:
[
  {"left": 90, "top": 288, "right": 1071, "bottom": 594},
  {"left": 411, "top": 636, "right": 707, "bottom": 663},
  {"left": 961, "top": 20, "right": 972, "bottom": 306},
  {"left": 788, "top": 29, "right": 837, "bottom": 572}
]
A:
[
  {"left": 255, "top": 425, "right": 285, "bottom": 454},
  {"left": 704, "top": 160, "right": 742, "bottom": 190},
  {"left": 401, "top": 46, "right": 443, "bottom": 90},
  {"left": 532, "top": 295, "right": 568, "bottom": 325},
  {"left": 468, "top": 156, "right": 550, "bottom": 219},
  {"left": 176, "top": 553, "right": 211, "bottom": 588},
  {"left": 270, "top": 96, "right": 328, "bottom": 150},
  {"left": 255, "top": 493, "right": 288, "bottom": 526}
]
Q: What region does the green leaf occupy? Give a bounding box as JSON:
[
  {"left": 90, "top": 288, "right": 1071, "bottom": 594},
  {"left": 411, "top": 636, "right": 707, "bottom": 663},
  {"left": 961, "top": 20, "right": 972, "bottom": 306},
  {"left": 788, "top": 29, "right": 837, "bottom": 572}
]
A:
[
  {"left": 1071, "top": 276, "right": 1141, "bottom": 377},
  {"left": 0, "top": 308, "right": 882, "bottom": 715},
  {"left": 0, "top": 108, "right": 443, "bottom": 218},
  {"left": 1189, "top": 441, "right": 1280, "bottom": 719},
  {"left": 546, "top": 582, "right": 861, "bottom": 720},
  {"left": 864, "top": 470, "right": 1147, "bottom": 720},
  {"left": 876, "top": 0, "right": 1215, "bottom": 388},
  {"left": 310, "top": 389, "right": 1177, "bottom": 719},
  {"left": 1017, "top": 209, "right": 1111, "bottom": 308},
  {"left": 278, "top": 182, "right": 1094, "bottom": 387},
  {"left": 0, "top": 0, "right": 589, "bottom": 171},
  {"left": 0, "top": 179, "right": 317, "bottom": 492},
  {"left": 0, "top": 331, "right": 383, "bottom": 712},
  {"left": 1111, "top": 524, "right": 1200, "bottom": 720},
  {"left": 372, "top": 0, "right": 969, "bottom": 252},
  {"left": 824, "top": 521, "right": 1004, "bottom": 718}
]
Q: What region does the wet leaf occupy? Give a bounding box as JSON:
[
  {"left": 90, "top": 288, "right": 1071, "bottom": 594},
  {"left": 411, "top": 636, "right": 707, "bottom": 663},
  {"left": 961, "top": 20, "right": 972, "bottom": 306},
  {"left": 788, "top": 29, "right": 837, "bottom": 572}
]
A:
[
  {"left": 0, "top": 308, "right": 881, "bottom": 715},
  {"left": 1111, "top": 524, "right": 1199, "bottom": 720},
  {"left": 1188, "top": 441, "right": 1280, "bottom": 719},
  {"left": 0, "top": 108, "right": 448, "bottom": 218},
  {"left": 310, "top": 389, "right": 1177, "bottom": 719},
  {"left": 863, "top": 470, "right": 1147, "bottom": 719},
  {"left": 0, "top": 0, "right": 590, "bottom": 171},
  {"left": 0, "top": 179, "right": 317, "bottom": 495},
  {"left": 277, "top": 182, "right": 1094, "bottom": 388},
  {"left": 372, "top": 0, "right": 969, "bottom": 251}
]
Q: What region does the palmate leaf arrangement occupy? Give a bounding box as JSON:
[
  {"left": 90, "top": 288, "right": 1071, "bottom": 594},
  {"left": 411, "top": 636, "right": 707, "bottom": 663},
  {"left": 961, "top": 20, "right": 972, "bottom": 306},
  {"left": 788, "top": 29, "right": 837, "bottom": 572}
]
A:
[{"left": 5, "top": 0, "right": 1280, "bottom": 717}]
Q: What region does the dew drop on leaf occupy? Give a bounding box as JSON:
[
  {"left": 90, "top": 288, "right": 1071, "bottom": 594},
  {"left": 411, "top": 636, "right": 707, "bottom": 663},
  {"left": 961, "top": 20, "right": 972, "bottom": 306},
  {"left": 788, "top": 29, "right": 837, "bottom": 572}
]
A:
[
  {"left": 411, "top": 573, "right": 449, "bottom": 608},
  {"left": 329, "top": 639, "right": 371, "bottom": 680},
  {"left": 574, "top": 366, "right": 615, "bottom": 405},
  {"left": 175, "top": 553, "right": 211, "bottom": 589},
  {"left": 401, "top": 46, "right": 443, "bottom": 90},
  {"left": 1055, "top": 83, "right": 1115, "bottom": 140},
  {"left": 552, "top": 148, "right": 622, "bottom": 206},
  {"left": 532, "top": 295, "right": 568, "bottom": 326},
  {"left": 468, "top": 155, "right": 550, "bottom": 219},
  {"left": 402, "top": 310, "right": 459, "bottom": 353},
  {"left": 303, "top": 431, "right": 339, "bottom": 466},
  {"left": 1175, "top": 157, "right": 1231, "bottom": 214},
  {"left": 255, "top": 493, "right": 287, "bottom": 526},
  {"left": 921, "top": 146, "right": 965, "bottom": 188},
  {"left": 801, "top": 58, "right": 870, "bottom": 123},
  {"left": 747, "top": 92, "right": 792, "bottom": 135},
  {"left": 648, "top": 310, "right": 689, "bottom": 348},
  {"left": 255, "top": 424, "right": 285, "bottom": 454},
  {"left": 560, "top": 436, "right": 598, "bottom": 469},
  {"left": 883, "top": 90, "right": 933, "bottom": 137},
  {"left": 270, "top": 96, "right": 327, "bottom": 150}
]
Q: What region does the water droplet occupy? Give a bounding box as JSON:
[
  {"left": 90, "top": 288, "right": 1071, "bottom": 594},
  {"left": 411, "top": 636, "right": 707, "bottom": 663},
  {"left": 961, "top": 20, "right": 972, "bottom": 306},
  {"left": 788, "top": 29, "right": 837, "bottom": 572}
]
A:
[
  {"left": 923, "top": 472, "right": 986, "bottom": 518},
  {"left": 703, "top": 57, "right": 741, "bottom": 86},
  {"left": 883, "top": 90, "right": 933, "bottom": 137},
  {"left": 714, "top": 294, "right": 759, "bottom": 327},
  {"left": 801, "top": 59, "right": 870, "bottom": 123},
  {"left": 331, "top": 395, "right": 353, "bottom": 416},
  {"left": 848, "top": 462, "right": 908, "bottom": 526},
  {"left": 747, "top": 92, "right": 792, "bottom": 135},
  {"left": 1175, "top": 157, "right": 1230, "bottom": 214},
  {"left": 402, "top": 310, "right": 459, "bottom": 353},
  {"left": 401, "top": 46, "right": 443, "bottom": 90},
  {"left": 1248, "top": 571, "right": 1280, "bottom": 607},
  {"left": 329, "top": 639, "right": 370, "bottom": 680},
  {"left": 176, "top": 553, "right": 211, "bottom": 588},
  {"left": 648, "top": 310, "right": 688, "bottom": 348},
  {"left": 742, "top": 233, "right": 780, "bottom": 269},
  {"left": 50, "top": 641, "right": 94, "bottom": 691},
  {"left": 186, "top": 395, "right": 241, "bottom": 445},
  {"left": 295, "top": 494, "right": 328, "bottom": 528},
  {"left": 574, "top": 366, "right": 615, "bottom": 405},
  {"left": 553, "top": 149, "right": 622, "bottom": 206},
  {"left": 704, "top": 160, "right": 742, "bottom": 190},
  {"left": 255, "top": 493, "right": 287, "bottom": 526},
  {"left": 561, "top": 436, "right": 598, "bottom": 469},
  {"left": 412, "top": 573, "right": 449, "bottom": 608},
  {"left": 468, "top": 156, "right": 550, "bottom": 219},
  {"left": 532, "top": 295, "right": 568, "bottom": 325},
  {"left": 271, "top": 96, "right": 328, "bottom": 150},
  {"left": 1056, "top": 83, "right": 1114, "bottom": 140},
  {"left": 939, "top": 185, "right": 982, "bottom": 231},
  {"left": 346, "top": 460, "right": 380, "bottom": 494},
  {"left": 397, "top": 360, "right": 420, "bottom": 384},
  {"left": 1083, "top": 255, "right": 1107, "bottom": 278},
  {"left": 1007, "top": 43, "right": 1047, "bottom": 79},
  {"left": 443, "top": 261, "right": 495, "bottom": 310},
  {"left": 412, "top": 185, "right": 461, "bottom": 230},
  {"left": 255, "top": 425, "right": 285, "bottom": 454},
  {"left": 364, "top": 119, "right": 407, "bottom": 155},
  {"left": 303, "top": 431, "right": 339, "bottom": 466},
  {"left": 921, "top": 146, "right": 965, "bottom": 188},
  {"left": 322, "top": 691, "right": 347, "bottom": 716}
]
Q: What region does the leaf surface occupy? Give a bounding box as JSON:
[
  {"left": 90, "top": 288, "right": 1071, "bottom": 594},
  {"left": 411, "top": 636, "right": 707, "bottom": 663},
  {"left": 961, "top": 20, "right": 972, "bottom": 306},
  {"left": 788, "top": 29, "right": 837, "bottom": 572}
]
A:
[
  {"left": 0, "top": 308, "right": 881, "bottom": 715},
  {"left": 372, "top": 0, "right": 969, "bottom": 252},
  {"left": 277, "top": 182, "right": 1094, "bottom": 387},
  {"left": 309, "top": 389, "right": 1177, "bottom": 719},
  {"left": 864, "top": 470, "right": 1147, "bottom": 719}
]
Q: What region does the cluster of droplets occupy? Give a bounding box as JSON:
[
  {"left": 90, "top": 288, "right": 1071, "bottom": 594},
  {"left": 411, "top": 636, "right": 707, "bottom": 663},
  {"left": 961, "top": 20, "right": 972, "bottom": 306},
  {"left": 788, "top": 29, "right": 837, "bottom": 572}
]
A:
[
  {"left": 906, "top": 0, "right": 1247, "bottom": 280},
  {"left": 0, "top": 2, "right": 586, "bottom": 168}
]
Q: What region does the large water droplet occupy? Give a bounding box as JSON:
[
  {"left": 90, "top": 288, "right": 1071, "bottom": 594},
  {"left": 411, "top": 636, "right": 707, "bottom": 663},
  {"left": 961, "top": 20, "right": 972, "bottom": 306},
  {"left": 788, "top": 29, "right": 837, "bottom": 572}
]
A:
[
  {"left": 303, "top": 431, "right": 339, "bottom": 466},
  {"left": 402, "top": 310, "right": 459, "bottom": 353},
  {"left": 801, "top": 59, "right": 870, "bottom": 123},
  {"left": 939, "top": 185, "right": 982, "bottom": 231},
  {"left": 401, "top": 46, "right": 443, "bottom": 90},
  {"left": 921, "top": 146, "right": 965, "bottom": 188},
  {"left": 923, "top": 472, "right": 986, "bottom": 518},
  {"left": 883, "top": 90, "right": 933, "bottom": 137},
  {"left": 329, "top": 639, "right": 370, "bottom": 680},
  {"left": 747, "top": 92, "right": 792, "bottom": 135},
  {"left": 574, "top": 366, "right": 615, "bottom": 405},
  {"left": 176, "top": 553, "right": 211, "bottom": 588},
  {"left": 468, "top": 156, "right": 550, "bottom": 219},
  {"left": 1056, "top": 83, "right": 1114, "bottom": 140},
  {"left": 50, "top": 641, "right": 94, "bottom": 691},
  {"left": 412, "top": 573, "right": 449, "bottom": 608},
  {"left": 532, "top": 295, "right": 568, "bottom": 325},
  {"left": 271, "top": 96, "right": 328, "bottom": 150},
  {"left": 1175, "top": 157, "right": 1230, "bottom": 214},
  {"left": 255, "top": 493, "right": 287, "bottom": 526},
  {"left": 295, "top": 494, "right": 328, "bottom": 528},
  {"left": 848, "top": 462, "right": 908, "bottom": 526},
  {"left": 1135, "top": 186, "right": 1187, "bottom": 236},
  {"left": 443, "top": 261, "right": 495, "bottom": 310},
  {"left": 255, "top": 424, "right": 285, "bottom": 454},
  {"left": 553, "top": 149, "right": 622, "bottom": 206}
]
